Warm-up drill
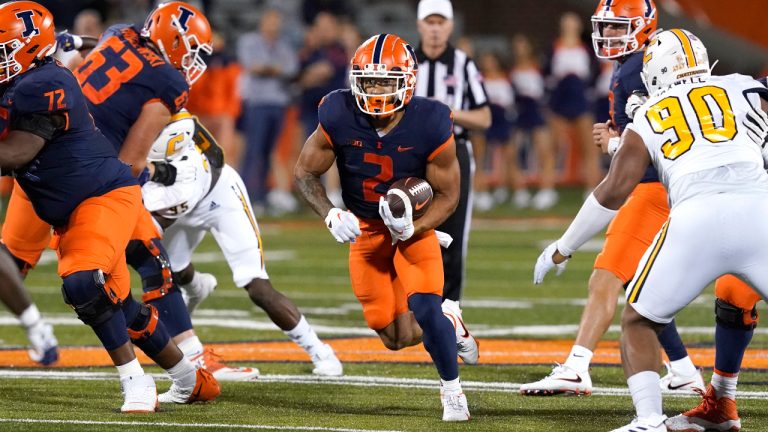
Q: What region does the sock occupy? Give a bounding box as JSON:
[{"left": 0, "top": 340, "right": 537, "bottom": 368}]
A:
[
  {"left": 564, "top": 345, "right": 593, "bottom": 373},
  {"left": 116, "top": 358, "right": 144, "bottom": 380},
  {"left": 627, "top": 371, "right": 662, "bottom": 419},
  {"left": 441, "top": 376, "right": 462, "bottom": 395},
  {"left": 284, "top": 315, "right": 324, "bottom": 357},
  {"left": 19, "top": 304, "right": 41, "bottom": 328},
  {"left": 408, "top": 294, "right": 458, "bottom": 381},
  {"left": 657, "top": 319, "right": 689, "bottom": 361},
  {"left": 712, "top": 370, "right": 738, "bottom": 400},
  {"left": 166, "top": 357, "right": 197, "bottom": 389},
  {"left": 714, "top": 322, "right": 753, "bottom": 375},
  {"left": 177, "top": 335, "right": 205, "bottom": 359},
  {"left": 669, "top": 356, "right": 698, "bottom": 377}
]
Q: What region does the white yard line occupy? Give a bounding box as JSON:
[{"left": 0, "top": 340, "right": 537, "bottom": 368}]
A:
[
  {"left": 0, "top": 419, "right": 401, "bottom": 432},
  {"left": 2, "top": 370, "right": 767, "bottom": 400}
]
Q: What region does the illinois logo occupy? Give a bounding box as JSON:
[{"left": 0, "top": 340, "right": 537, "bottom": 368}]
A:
[
  {"left": 15, "top": 10, "right": 39, "bottom": 38},
  {"left": 175, "top": 6, "right": 195, "bottom": 32}
]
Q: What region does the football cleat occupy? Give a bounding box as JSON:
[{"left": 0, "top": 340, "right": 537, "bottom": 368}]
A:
[
  {"left": 121, "top": 374, "right": 158, "bottom": 413},
  {"left": 26, "top": 322, "right": 59, "bottom": 366},
  {"left": 660, "top": 362, "right": 706, "bottom": 393},
  {"left": 610, "top": 414, "right": 668, "bottom": 432},
  {"left": 180, "top": 271, "right": 217, "bottom": 314},
  {"left": 520, "top": 363, "right": 593, "bottom": 396},
  {"left": 441, "top": 391, "right": 470, "bottom": 422},
  {"left": 311, "top": 343, "right": 343, "bottom": 376},
  {"left": 192, "top": 348, "right": 260, "bottom": 381},
  {"left": 158, "top": 367, "right": 220, "bottom": 404},
  {"left": 441, "top": 299, "right": 479, "bottom": 365},
  {"left": 665, "top": 385, "right": 741, "bottom": 432}
]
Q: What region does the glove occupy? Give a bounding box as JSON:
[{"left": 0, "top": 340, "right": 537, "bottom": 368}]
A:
[
  {"left": 55, "top": 31, "right": 82, "bottom": 52},
  {"left": 325, "top": 208, "right": 361, "bottom": 244},
  {"left": 150, "top": 161, "right": 177, "bottom": 186},
  {"left": 744, "top": 105, "right": 768, "bottom": 148},
  {"left": 533, "top": 241, "right": 568, "bottom": 284},
  {"left": 435, "top": 230, "right": 453, "bottom": 248},
  {"left": 379, "top": 194, "right": 414, "bottom": 244},
  {"left": 625, "top": 90, "right": 648, "bottom": 120},
  {"left": 171, "top": 156, "right": 197, "bottom": 184}
]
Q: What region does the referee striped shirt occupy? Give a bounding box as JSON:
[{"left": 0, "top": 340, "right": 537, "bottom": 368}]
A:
[{"left": 414, "top": 44, "right": 488, "bottom": 140}]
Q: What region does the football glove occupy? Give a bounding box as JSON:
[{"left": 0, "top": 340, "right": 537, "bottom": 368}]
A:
[
  {"left": 325, "top": 208, "right": 361, "bottom": 244},
  {"left": 435, "top": 230, "right": 453, "bottom": 248},
  {"left": 379, "top": 194, "right": 415, "bottom": 244},
  {"left": 55, "top": 31, "right": 82, "bottom": 52},
  {"left": 533, "top": 241, "right": 568, "bottom": 284},
  {"left": 744, "top": 105, "right": 768, "bottom": 149},
  {"left": 625, "top": 90, "right": 648, "bottom": 120},
  {"left": 171, "top": 155, "right": 198, "bottom": 184},
  {"left": 150, "top": 161, "right": 177, "bottom": 186}
]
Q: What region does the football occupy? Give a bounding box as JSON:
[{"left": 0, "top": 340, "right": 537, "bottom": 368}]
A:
[{"left": 386, "top": 177, "right": 433, "bottom": 220}]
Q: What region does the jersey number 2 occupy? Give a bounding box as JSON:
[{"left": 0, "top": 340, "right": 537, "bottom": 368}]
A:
[
  {"left": 362, "top": 153, "right": 393, "bottom": 202},
  {"left": 645, "top": 85, "right": 736, "bottom": 160}
]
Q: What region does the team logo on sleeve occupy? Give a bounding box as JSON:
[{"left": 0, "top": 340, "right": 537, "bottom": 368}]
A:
[
  {"left": 15, "top": 11, "right": 40, "bottom": 38},
  {"left": 175, "top": 6, "right": 195, "bottom": 32}
]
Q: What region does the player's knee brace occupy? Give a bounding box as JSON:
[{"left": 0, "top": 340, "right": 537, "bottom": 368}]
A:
[
  {"left": 125, "top": 238, "right": 175, "bottom": 302},
  {"left": 123, "top": 297, "right": 170, "bottom": 358},
  {"left": 0, "top": 243, "right": 34, "bottom": 276},
  {"left": 715, "top": 298, "right": 758, "bottom": 330},
  {"left": 61, "top": 270, "right": 120, "bottom": 326}
]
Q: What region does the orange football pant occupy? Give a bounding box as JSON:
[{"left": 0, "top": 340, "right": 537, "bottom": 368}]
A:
[
  {"left": 349, "top": 219, "right": 443, "bottom": 331},
  {"left": 55, "top": 185, "right": 143, "bottom": 301}
]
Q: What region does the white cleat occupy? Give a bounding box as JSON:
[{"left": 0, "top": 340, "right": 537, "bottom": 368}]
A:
[
  {"left": 181, "top": 272, "right": 217, "bottom": 315},
  {"left": 192, "top": 348, "right": 260, "bottom": 382},
  {"left": 311, "top": 344, "right": 343, "bottom": 376},
  {"left": 441, "top": 299, "right": 479, "bottom": 365},
  {"left": 159, "top": 367, "right": 220, "bottom": 404},
  {"left": 520, "top": 363, "right": 592, "bottom": 396},
  {"left": 121, "top": 375, "right": 158, "bottom": 413},
  {"left": 610, "top": 414, "right": 668, "bottom": 432},
  {"left": 26, "top": 322, "right": 59, "bottom": 366},
  {"left": 441, "top": 391, "right": 470, "bottom": 422},
  {"left": 660, "top": 362, "right": 706, "bottom": 393}
]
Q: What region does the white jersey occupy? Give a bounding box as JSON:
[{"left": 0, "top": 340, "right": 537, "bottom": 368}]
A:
[
  {"left": 142, "top": 144, "right": 213, "bottom": 219},
  {"left": 628, "top": 74, "right": 768, "bottom": 207}
]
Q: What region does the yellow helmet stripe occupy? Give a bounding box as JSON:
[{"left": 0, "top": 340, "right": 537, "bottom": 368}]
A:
[
  {"left": 670, "top": 29, "right": 697, "bottom": 68},
  {"left": 170, "top": 111, "right": 194, "bottom": 122}
]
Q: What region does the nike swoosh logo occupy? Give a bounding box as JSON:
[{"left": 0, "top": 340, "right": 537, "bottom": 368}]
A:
[
  {"left": 397, "top": 146, "right": 414, "bottom": 152},
  {"left": 556, "top": 376, "right": 582, "bottom": 383},
  {"left": 414, "top": 199, "right": 430, "bottom": 211},
  {"left": 456, "top": 317, "right": 470, "bottom": 338},
  {"left": 667, "top": 381, "right": 695, "bottom": 390}
]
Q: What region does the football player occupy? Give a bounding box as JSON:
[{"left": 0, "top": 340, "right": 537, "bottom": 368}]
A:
[
  {"left": 295, "top": 34, "right": 471, "bottom": 421},
  {"left": 141, "top": 111, "right": 343, "bottom": 376},
  {"left": 0, "top": 1, "right": 219, "bottom": 411},
  {"left": 534, "top": 29, "right": 768, "bottom": 432},
  {"left": 522, "top": 0, "right": 706, "bottom": 397}
]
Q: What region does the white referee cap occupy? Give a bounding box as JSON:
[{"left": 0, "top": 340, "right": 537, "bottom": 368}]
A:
[{"left": 417, "top": 0, "right": 453, "bottom": 20}]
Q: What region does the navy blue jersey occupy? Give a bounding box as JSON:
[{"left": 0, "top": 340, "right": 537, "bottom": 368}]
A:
[
  {"left": 610, "top": 51, "right": 658, "bottom": 183},
  {"left": 319, "top": 90, "right": 454, "bottom": 219},
  {"left": 1, "top": 59, "right": 136, "bottom": 227},
  {"left": 75, "top": 25, "right": 189, "bottom": 152}
]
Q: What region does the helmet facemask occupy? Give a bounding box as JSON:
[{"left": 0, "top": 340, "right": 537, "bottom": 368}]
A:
[
  {"left": 0, "top": 38, "right": 24, "bottom": 83},
  {"left": 350, "top": 63, "right": 414, "bottom": 117},
  {"left": 591, "top": 16, "right": 645, "bottom": 59}
]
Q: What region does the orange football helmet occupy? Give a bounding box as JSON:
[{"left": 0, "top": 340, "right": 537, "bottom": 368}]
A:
[
  {"left": 0, "top": 1, "right": 56, "bottom": 83},
  {"left": 350, "top": 33, "right": 418, "bottom": 117},
  {"left": 591, "top": 0, "right": 657, "bottom": 59},
  {"left": 141, "top": 1, "right": 212, "bottom": 85}
]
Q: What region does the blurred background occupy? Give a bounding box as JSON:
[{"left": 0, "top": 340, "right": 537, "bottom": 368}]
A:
[{"left": 11, "top": 0, "right": 768, "bottom": 216}]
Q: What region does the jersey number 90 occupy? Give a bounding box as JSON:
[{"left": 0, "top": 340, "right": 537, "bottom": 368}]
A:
[{"left": 645, "top": 85, "right": 736, "bottom": 160}]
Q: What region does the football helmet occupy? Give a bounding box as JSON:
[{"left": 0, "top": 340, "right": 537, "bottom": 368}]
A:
[
  {"left": 141, "top": 1, "right": 212, "bottom": 85},
  {"left": 349, "top": 33, "right": 418, "bottom": 117},
  {"left": 0, "top": 1, "right": 56, "bottom": 83},
  {"left": 591, "top": 0, "right": 657, "bottom": 59},
  {"left": 641, "top": 29, "right": 709, "bottom": 96},
  {"left": 149, "top": 110, "right": 195, "bottom": 161}
]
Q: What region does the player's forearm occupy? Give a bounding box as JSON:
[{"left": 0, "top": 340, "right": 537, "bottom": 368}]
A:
[
  {"left": 294, "top": 170, "right": 334, "bottom": 217},
  {"left": 452, "top": 106, "right": 491, "bottom": 130},
  {"left": 413, "top": 191, "right": 457, "bottom": 235}
]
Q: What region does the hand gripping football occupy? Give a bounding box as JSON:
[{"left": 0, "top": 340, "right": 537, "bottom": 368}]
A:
[{"left": 386, "top": 177, "right": 433, "bottom": 220}]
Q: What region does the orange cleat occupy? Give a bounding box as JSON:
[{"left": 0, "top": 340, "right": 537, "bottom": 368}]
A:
[{"left": 665, "top": 384, "right": 741, "bottom": 431}]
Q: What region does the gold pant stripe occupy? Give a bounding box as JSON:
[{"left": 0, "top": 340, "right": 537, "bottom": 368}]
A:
[
  {"left": 233, "top": 183, "right": 264, "bottom": 270},
  {"left": 628, "top": 219, "right": 670, "bottom": 303}
]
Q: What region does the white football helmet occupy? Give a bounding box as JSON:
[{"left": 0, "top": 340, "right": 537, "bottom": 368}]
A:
[
  {"left": 149, "top": 110, "right": 195, "bottom": 161},
  {"left": 641, "top": 29, "right": 710, "bottom": 96}
]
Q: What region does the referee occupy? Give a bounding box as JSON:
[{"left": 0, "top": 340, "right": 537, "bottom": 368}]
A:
[{"left": 415, "top": 0, "right": 490, "bottom": 305}]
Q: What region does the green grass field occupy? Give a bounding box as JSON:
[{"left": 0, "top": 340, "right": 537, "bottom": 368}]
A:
[{"left": 0, "top": 188, "right": 766, "bottom": 431}]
